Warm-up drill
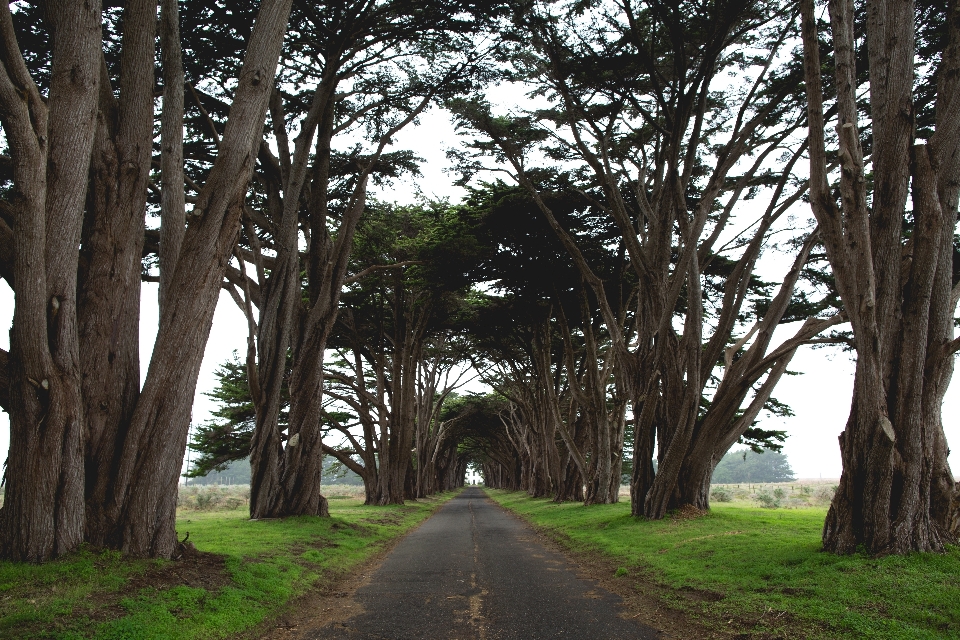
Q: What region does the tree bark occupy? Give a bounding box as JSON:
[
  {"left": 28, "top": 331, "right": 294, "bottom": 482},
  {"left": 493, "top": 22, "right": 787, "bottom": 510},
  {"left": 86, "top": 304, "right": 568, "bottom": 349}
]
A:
[
  {"left": 0, "top": 0, "right": 102, "bottom": 560},
  {"left": 801, "top": 0, "right": 960, "bottom": 554},
  {"left": 158, "top": 0, "right": 185, "bottom": 316},
  {"left": 105, "top": 0, "right": 293, "bottom": 556},
  {"left": 248, "top": 82, "right": 333, "bottom": 519},
  {"left": 79, "top": 0, "right": 155, "bottom": 548}
]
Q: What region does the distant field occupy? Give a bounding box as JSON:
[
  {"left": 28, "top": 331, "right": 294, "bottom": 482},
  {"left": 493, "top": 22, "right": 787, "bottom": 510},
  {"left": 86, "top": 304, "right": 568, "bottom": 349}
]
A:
[
  {"left": 176, "top": 483, "right": 366, "bottom": 511},
  {"left": 617, "top": 479, "right": 840, "bottom": 508},
  {"left": 0, "top": 489, "right": 456, "bottom": 639},
  {"left": 489, "top": 488, "right": 960, "bottom": 639}
]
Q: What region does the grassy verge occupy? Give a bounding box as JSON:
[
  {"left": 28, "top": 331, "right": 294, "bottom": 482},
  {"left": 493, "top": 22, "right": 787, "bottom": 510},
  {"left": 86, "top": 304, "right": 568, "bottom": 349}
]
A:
[
  {"left": 486, "top": 489, "right": 960, "bottom": 639},
  {"left": 0, "top": 488, "right": 457, "bottom": 639}
]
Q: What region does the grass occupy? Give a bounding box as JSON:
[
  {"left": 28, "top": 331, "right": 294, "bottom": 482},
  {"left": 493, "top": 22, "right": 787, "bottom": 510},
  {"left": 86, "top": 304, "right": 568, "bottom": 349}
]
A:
[
  {"left": 486, "top": 488, "right": 960, "bottom": 639},
  {"left": 0, "top": 487, "right": 457, "bottom": 639}
]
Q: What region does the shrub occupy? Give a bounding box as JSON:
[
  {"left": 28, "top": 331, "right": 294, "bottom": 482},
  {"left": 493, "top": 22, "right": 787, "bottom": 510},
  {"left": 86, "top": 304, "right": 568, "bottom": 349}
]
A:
[
  {"left": 754, "top": 489, "right": 781, "bottom": 509},
  {"left": 814, "top": 485, "right": 838, "bottom": 505},
  {"left": 177, "top": 484, "right": 250, "bottom": 511},
  {"left": 711, "top": 487, "right": 733, "bottom": 503}
]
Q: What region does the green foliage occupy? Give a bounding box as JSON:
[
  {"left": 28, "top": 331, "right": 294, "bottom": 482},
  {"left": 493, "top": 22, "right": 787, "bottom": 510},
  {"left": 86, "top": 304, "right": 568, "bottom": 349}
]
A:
[
  {"left": 487, "top": 490, "right": 960, "bottom": 639},
  {"left": 737, "top": 425, "right": 789, "bottom": 454},
  {"left": 0, "top": 492, "right": 458, "bottom": 639},
  {"left": 710, "top": 487, "right": 733, "bottom": 503},
  {"left": 711, "top": 448, "right": 796, "bottom": 484},
  {"left": 754, "top": 487, "right": 786, "bottom": 509},
  {"left": 439, "top": 393, "right": 513, "bottom": 468},
  {"left": 186, "top": 354, "right": 271, "bottom": 478}
]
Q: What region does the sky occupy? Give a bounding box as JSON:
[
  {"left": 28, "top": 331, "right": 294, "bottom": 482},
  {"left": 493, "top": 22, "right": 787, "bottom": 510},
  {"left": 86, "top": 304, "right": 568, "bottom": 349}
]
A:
[{"left": 0, "top": 105, "right": 958, "bottom": 482}]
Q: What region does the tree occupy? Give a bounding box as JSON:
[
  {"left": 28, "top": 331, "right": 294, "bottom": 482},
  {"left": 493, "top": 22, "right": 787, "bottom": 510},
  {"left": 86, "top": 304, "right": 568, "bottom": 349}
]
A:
[
  {"left": 186, "top": 354, "right": 265, "bottom": 479},
  {"left": 451, "top": 0, "right": 842, "bottom": 516},
  {"left": 0, "top": 0, "right": 103, "bottom": 561},
  {"left": 441, "top": 393, "right": 521, "bottom": 491},
  {"left": 102, "top": 0, "right": 292, "bottom": 558},
  {"left": 203, "top": 0, "right": 501, "bottom": 519},
  {"left": 799, "top": 0, "right": 960, "bottom": 554},
  {"left": 79, "top": 0, "right": 160, "bottom": 550},
  {"left": 321, "top": 203, "right": 477, "bottom": 504},
  {"left": 711, "top": 449, "right": 797, "bottom": 484},
  {"left": 459, "top": 182, "right": 630, "bottom": 503},
  {"left": 0, "top": 0, "right": 294, "bottom": 559}
]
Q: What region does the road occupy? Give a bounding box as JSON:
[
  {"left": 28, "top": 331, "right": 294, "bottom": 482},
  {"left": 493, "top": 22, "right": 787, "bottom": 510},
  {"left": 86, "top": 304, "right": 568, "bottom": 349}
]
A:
[{"left": 305, "top": 487, "right": 660, "bottom": 639}]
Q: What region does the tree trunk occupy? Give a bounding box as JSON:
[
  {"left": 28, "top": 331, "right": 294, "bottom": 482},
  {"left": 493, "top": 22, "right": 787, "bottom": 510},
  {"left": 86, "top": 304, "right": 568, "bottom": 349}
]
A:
[
  {"left": 276, "top": 343, "right": 329, "bottom": 517},
  {"left": 248, "top": 85, "right": 330, "bottom": 519},
  {"left": 0, "top": 0, "right": 102, "bottom": 561},
  {"left": 801, "top": 0, "right": 960, "bottom": 554},
  {"left": 79, "top": 0, "right": 155, "bottom": 548},
  {"left": 105, "top": 0, "right": 293, "bottom": 557},
  {"left": 158, "top": 0, "right": 185, "bottom": 316}
]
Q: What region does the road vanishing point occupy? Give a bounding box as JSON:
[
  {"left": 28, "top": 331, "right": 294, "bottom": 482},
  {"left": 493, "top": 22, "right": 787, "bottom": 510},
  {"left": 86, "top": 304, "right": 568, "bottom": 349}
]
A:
[{"left": 304, "top": 487, "right": 661, "bottom": 639}]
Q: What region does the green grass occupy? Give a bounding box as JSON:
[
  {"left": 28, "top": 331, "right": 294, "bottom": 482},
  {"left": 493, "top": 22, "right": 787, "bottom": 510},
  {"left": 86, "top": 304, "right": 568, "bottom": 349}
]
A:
[
  {"left": 0, "top": 491, "right": 457, "bottom": 639},
  {"left": 486, "top": 489, "right": 960, "bottom": 639}
]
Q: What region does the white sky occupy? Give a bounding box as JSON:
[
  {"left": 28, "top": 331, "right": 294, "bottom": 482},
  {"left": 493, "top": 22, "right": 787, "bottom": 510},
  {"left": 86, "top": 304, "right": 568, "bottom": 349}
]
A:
[{"left": 0, "top": 106, "right": 958, "bottom": 482}]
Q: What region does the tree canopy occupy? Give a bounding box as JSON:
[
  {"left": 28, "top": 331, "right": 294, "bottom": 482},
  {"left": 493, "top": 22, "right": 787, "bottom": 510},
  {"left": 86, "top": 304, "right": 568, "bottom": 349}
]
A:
[
  {"left": 0, "top": 0, "right": 957, "bottom": 561},
  {"left": 711, "top": 449, "right": 797, "bottom": 484}
]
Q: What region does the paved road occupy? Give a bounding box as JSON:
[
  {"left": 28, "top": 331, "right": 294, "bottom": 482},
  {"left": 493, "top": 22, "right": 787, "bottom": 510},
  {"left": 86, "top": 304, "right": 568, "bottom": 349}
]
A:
[{"left": 307, "top": 487, "right": 660, "bottom": 639}]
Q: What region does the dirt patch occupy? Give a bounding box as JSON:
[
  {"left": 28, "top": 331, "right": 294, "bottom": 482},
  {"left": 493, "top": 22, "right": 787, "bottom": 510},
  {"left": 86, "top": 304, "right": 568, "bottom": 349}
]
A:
[
  {"left": 237, "top": 530, "right": 412, "bottom": 639},
  {"left": 82, "top": 544, "right": 230, "bottom": 623},
  {"left": 18, "top": 544, "right": 234, "bottom": 637},
  {"left": 365, "top": 514, "right": 405, "bottom": 526},
  {"left": 671, "top": 504, "right": 707, "bottom": 521},
  {"left": 126, "top": 544, "right": 230, "bottom": 593}
]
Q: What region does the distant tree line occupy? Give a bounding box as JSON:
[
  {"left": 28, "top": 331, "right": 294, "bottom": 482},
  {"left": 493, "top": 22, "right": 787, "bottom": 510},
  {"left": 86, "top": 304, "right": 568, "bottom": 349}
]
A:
[
  {"left": 187, "top": 456, "right": 362, "bottom": 487},
  {"left": 711, "top": 450, "right": 797, "bottom": 484}
]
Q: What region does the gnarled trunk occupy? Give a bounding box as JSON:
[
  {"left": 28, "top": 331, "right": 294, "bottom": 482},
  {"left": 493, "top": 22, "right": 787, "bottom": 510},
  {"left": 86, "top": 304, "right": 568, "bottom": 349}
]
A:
[
  {"left": 0, "top": 0, "right": 102, "bottom": 561},
  {"left": 105, "top": 0, "right": 293, "bottom": 556},
  {"left": 80, "top": 0, "right": 155, "bottom": 548},
  {"left": 801, "top": 0, "right": 960, "bottom": 554}
]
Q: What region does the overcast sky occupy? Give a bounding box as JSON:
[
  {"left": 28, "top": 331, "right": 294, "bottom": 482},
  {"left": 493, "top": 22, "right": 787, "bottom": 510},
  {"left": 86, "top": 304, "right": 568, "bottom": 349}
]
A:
[{"left": 0, "top": 105, "right": 958, "bottom": 482}]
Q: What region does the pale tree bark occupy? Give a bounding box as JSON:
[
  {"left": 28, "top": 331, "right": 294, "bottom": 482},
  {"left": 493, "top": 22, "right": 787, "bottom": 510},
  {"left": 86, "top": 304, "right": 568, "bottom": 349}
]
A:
[
  {"left": 0, "top": 0, "right": 102, "bottom": 560},
  {"left": 801, "top": 0, "right": 960, "bottom": 554}
]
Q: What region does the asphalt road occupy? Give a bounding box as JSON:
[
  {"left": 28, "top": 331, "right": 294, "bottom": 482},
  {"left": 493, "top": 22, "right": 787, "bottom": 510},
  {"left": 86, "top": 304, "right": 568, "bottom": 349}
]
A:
[{"left": 307, "top": 487, "right": 660, "bottom": 639}]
